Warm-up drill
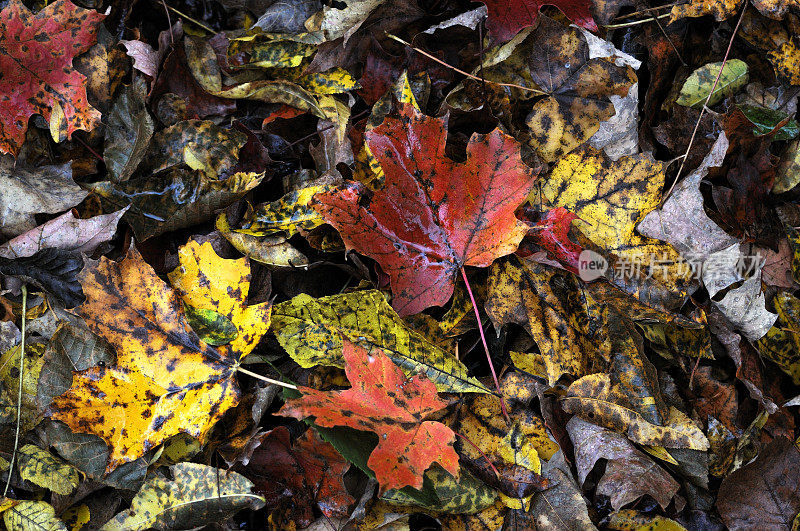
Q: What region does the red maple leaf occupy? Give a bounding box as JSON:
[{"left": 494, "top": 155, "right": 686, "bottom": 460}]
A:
[
  {"left": 0, "top": 0, "right": 104, "bottom": 156},
  {"left": 314, "top": 101, "right": 538, "bottom": 316},
  {"left": 278, "top": 341, "right": 460, "bottom": 492},
  {"left": 480, "top": 0, "right": 598, "bottom": 43},
  {"left": 241, "top": 426, "right": 354, "bottom": 527}
]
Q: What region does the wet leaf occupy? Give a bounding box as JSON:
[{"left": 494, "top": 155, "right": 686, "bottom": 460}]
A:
[
  {"left": 676, "top": 60, "right": 749, "bottom": 108},
  {"left": 382, "top": 466, "right": 497, "bottom": 514},
  {"left": 479, "top": 0, "right": 597, "bottom": 43},
  {"left": 0, "top": 158, "right": 86, "bottom": 238},
  {"left": 279, "top": 341, "right": 460, "bottom": 492},
  {"left": 102, "top": 463, "right": 265, "bottom": 530},
  {"left": 314, "top": 100, "right": 538, "bottom": 316},
  {"left": 237, "top": 185, "right": 330, "bottom": 237},
  {"left": 0, "top": 248, "right": 85, "bottom": 308},
  {"left": 530, "top": 451, "right": 597, "bottom": 530},
  {"left": 271, "top": 290, "right": 489, "bottom": 393},
  {"left": 18, "top": 444, "right": 79, "bottom": 495},
  {"left": 562, "top": 373, "right": 709, "bottom": 450},
  {"left": 87, "top": 170, "right": 264, "bottom": 241},
  {"left": 46, "top": 245, "right": 257, "bottom": 470},
  {"left": 737, "top": 104, "right": 799, "bottom": 140},
  {"left": 0, "top": 0, "right": 104, "bottom": 156}
]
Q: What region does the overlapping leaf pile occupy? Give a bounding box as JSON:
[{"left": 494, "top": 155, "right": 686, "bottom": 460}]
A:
[{"left": 0, "top": 0, "right": 800, "bottom": 528}]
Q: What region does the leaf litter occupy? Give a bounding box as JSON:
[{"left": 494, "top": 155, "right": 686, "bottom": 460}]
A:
[{"left": 0, "top": 0, "right": 799, "bottom": 528}]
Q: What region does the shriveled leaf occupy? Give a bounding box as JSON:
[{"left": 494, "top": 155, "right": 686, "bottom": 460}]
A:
[
  {"left": 675, "top": 60, "right": 748, "bottom": 108},
  {"left": 479, "top": 0, "right": 597, "bottom": 43},
  {"left": 216, "top": 212, "right": 308, "bottom": 267},
  {"left": 279, "top": 341, "right": 460, "bottom": 492},
  {"left": 0, "top": 209, "right": 126, "bottom": 260},
  {"left": 314, "top": 100, "right": 537, "bottom": 316},
  {"left": 0, "top": 158, "right": 86, "bottom": 238},
  {"left": 566, "top": 417, "right": 680, "bottom": 510},
  {"left": 47, "top": 246, "right": 251, "bottom": 470},
  {"left": 87, "top": 170, "right": 264, "bottom": 241},
  {"left": 0, "top": 0, "right": 104, "bottom": 156},
  {"left": 3, "top": 500, "right": 66, "bottom": 531},
  {"left": 102, "top": 463, "right": 264, "bottom": 531},
  {"left": 562, "top": 373, "right": 709, "bottom": 450},
  {"left": 18, "top": 444, "right": 79, "bottom": 495},
  {"left": 104, "top": 78, "right": 154, "bottom": 182}
]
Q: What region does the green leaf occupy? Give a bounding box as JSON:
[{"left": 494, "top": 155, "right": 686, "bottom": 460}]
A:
[
  {"left": 737, "top": 104, "right": 799, "bottom": 141},
  {"left": 676, "top": 60, "right": 748, "bottom": 108},
  {"left": 183, "top": 304, "right": 238, "bottom": 346}
]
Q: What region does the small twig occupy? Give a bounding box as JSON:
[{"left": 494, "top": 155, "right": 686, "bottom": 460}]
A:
[
  {"left": 603, "top": 12, "right": 671, "bottom": 29},
  {"left": 236, "top": 366, "right": 298, "bottom": 390},
  {"left": 4, "top": 285, "right": 26, "bottom": 497},
  {"left": 166, "top": 4, "right": 215, "bottom": 34},
  {"left": 460, "top": 268, "right": 510, "bottom": 424},
  {"left": 661, "top": 3, "right": 747, "bottom": 206},
  {"left": 386, "top": 34, "right": 546, "bottom": 96},
  {"left": 74, "top": 135, "right": 104, "bottom": 162},
  {"left": 612, "top": 3, "right": 678, "bottom": 20}
]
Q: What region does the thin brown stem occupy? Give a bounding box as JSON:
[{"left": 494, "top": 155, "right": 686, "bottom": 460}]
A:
[
  {"left": 460, "top": 267, "right": 510, "bottom": 424},
  {"left": 4, "top": 285, "right": 26, "bottom": 497},
  {"left": 454, "top": 430, "right": 502, "bottom": 480},
  {"left": 166, "top": 5, "right": 215, "bottom": 34},
  {"left": 386, "top": 34, "right": 546, "bottom": 96}
]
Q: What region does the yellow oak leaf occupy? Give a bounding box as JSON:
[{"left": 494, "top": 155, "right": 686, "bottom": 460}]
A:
[{"left": 48, "top": 243, "right": 270, "bottom": 471}]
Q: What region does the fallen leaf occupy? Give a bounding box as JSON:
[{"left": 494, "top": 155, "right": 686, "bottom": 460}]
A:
[
  {"left": 566, "top": 417, "right": 680, "bottom": 510},
  {"left": 271, "top": 290, "right": 489, "bottom": 393},
  {"left": 530, "top": 451, "right": 597, "bottom": 530},
  {"left": 676, "top": 60, "right": 749, "bottom": 109},
  {"left": 717, "top": 437, "right": 800, "bottom": 530},
  {"left": 486, "top": 257, "right": 609, "bottom": 384},
  {"left": 102, "top": 463, "right": 265, "bottom": 530},
  {"left": 0, "top": 158, "right": 86, "bottom": 238},
  {"left": 0, "top": 209, "right": 127, "bottom": 260},
  {"left": 756, "top": 291, "right": 800, "bottom": 382},
  {"left": 240, "top": 426, "right": 354, "bottom": 527},
  {"left": 279, "top": 341, "right": 460, "bottom": 492},
  {"left": 47, "top": 245, "right": 261, "bottom": 469},
  {"left": 2, "top": 500, "right": 66, "bottom": 531},
  {"left": 104, "top": 78, "right": 154, "bottom": 183},
  {"left": 0, "top": 0, "right": 104, "bottom": 155},
  {"left": 479, "top": 0, "right": 598, "bottom": 43},
  {"left": 18, "top": 444, "right": 79, "bottom": 496},
  {"left": 314, "top": 100, "right": 537, "bottom": 316},
  {"left": 562, "top": 373, "right": 710, "bottom": 450}
]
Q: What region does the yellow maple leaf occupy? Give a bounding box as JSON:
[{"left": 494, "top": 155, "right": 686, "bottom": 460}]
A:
[{"left": 48, "top": 242, "right": 270, "bottom": 471}]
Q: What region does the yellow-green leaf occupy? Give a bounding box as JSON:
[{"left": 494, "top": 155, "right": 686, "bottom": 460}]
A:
[
  {"left": 18, "top": 444, "right": 79, "bottom": 495},
  {"left": 101, "top": 463, "right": 264, "bottom": 531},
  {"left": 3, "top": 500, "right": 66, "bottom": 531},
  {"left": 756, "top": 291, "right": 800, "bottom": 383},
  {"left": 271, "top": 290, "right": 489, "bottom": 393},
  {"left": 236, "top": 185, "right": 329, "bottom": 237},
  {"left": 675, "top": 60, "right": 748, "bottom": 108}
]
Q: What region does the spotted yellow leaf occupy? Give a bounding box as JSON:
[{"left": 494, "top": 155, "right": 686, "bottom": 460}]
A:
[
  {"left": 562, "top": 373, "right": 709, "bottom": 450},
  {"left": 18, "top": 444, "right": 79, "bottom": 495},
  {"left": 271, "top": 290, "right": 489, "bottom": 393},
  {"left": 47, "top": 243, "right": 268, "bottom": 470}
]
